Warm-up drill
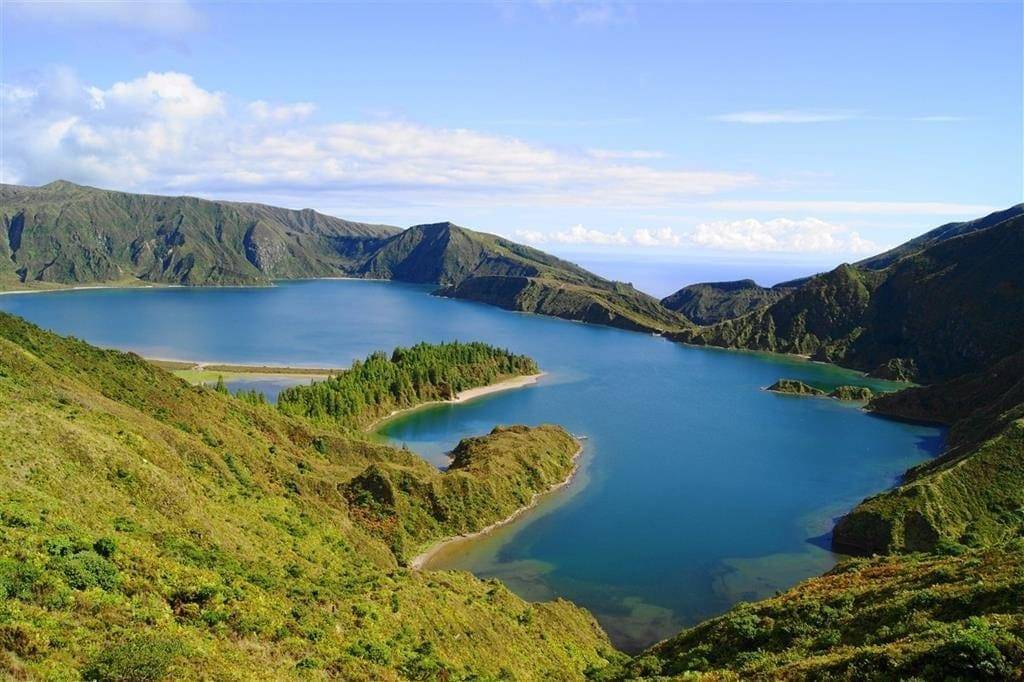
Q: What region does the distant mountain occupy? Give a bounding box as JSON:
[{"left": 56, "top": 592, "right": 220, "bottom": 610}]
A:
[
  {"left": 0, "top": 181, "right": 689, "bottom": 334},
  {"left": 670, "top": 211, "right": 1024, "bottom": 382},
  {"left": 0, "top": 180, "right": 398, "bottom": 287},
  {"left": 660, "top": 278, "right": 795, "bottom": 325}
]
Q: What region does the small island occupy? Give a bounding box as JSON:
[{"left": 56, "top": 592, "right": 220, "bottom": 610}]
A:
[
  {"left": 276, "top": 341, "right": 540, "bottom": 429},
  {"left": 767, "top": 379, "right": 875, "bottom": 401}
]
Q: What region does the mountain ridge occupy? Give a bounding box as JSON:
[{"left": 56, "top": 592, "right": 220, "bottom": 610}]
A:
[{"left": 1, "top": 181, "right": 689, "bottom": 334}]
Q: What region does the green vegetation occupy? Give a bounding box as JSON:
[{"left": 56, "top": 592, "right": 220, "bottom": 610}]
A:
[
  {"left": 672, "top": 211, "right": 1024, "bottom": 383},
  {"left": 0, "top": 312, "right": 613, "bottom": 679},
  {"left": 661, "top": 278, "right": 797, "bottom": 325},
  {"left": 834, "top": 351, "right": 1024, "bottom": 555},
  {"left": 364, "top": 221, "right": 690, "bottom": 333},
  {"left": 1, "top": 183, "right": 690, "bottom": 334},
  {"left": 277, "top": 341, "right": 538, "bottom": 429},
  {"left": 0, "top": 180, "right": 397, "bottom": 288},
  {"left": 598, "top": 544, "right": 1024, "bottom": 680},
  {"left": 439, "top": 274, "right": 690, "bottom": 333},
  {"left": 766, "top": 380, "right": 875, "bottom": 401},
  {"left": 766, "top": 379, "right": 826, "bottom": 396},
  {"left": 828, "top": 385, "right": 874, "bottom": 401},
  {"left": 346, "top": 424, "right": 580, "bottom": 562}
]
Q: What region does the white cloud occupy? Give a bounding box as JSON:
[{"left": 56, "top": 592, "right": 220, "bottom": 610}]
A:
[
  {"left": 7, "top": 0, "right": 203, "bottom": 33},
  {"left": 0, "top": 69, "right": 756, "bottom": 205},
  {"left": 516, "top": 225, "right": 684, "bottom": 248},
  {"left": 713, "top": 110, "right": 859, "bottom": 124},
  {"left": 688, "top": 218, "right": 882, "bottom": 254},
  {"left": 633, "top": 227, "right": 683, "bottom": 247}
]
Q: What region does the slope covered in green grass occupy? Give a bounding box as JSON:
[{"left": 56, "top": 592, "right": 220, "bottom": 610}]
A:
[
  {"left": 672, "top": 213, "right": 1024, "bottom": 382},
  {"left": 0, "top": 312, "right": 613, "bottom": 680},
  {"left": 600, "top": 545, "right": 1024, "bottom": 680}
]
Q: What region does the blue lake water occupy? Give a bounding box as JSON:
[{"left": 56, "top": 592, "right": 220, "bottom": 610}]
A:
[{"left": 0, "top": 280, "right": 941, "bottom": 651}]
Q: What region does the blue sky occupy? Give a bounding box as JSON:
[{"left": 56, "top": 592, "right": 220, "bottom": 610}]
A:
[{"left": 2, "top": 1, "right": 1021, "bottom": 281}]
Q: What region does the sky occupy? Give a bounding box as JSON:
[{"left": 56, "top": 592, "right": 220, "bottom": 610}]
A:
[{"left": 1, "top": 1, "right": 1022, "bottom": 290}]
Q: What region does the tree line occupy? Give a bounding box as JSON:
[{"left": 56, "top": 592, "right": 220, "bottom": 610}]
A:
[{"left": 274, "top": 341, "right": 538, "bottom": 429}]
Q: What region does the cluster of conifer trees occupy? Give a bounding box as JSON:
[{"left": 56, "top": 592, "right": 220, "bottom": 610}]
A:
[{"left": 275, "top": 341, "right": 538, "bottom": 428}]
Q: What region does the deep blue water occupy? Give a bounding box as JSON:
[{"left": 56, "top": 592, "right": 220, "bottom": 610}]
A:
[{"left": 0, "top": 281, "right": 941, "bottom": 650}]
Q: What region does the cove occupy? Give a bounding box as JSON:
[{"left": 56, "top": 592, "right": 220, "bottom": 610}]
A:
[{"left": 0, "top": 280, "right": 942, "bottom": 651}]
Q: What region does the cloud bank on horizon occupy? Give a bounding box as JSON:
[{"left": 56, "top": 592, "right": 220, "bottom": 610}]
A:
[{"left": 1, "top": 0, "right": 1018, "bottom": 260}]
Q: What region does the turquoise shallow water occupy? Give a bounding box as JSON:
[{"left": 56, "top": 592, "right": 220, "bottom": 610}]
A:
[{"left": 0, "top": 280, "right": 941, "bottom": 651}]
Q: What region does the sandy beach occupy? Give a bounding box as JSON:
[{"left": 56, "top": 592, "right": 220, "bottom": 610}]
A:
[
  {"left": 408, "top": 444, "right": 583, "bottom": 570},
  {"left": 366, "top": 372, "right": 545, "bottom": 430}
]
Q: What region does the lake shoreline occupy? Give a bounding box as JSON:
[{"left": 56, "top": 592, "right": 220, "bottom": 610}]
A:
[
  {"left": 408, "top": 443, "right": 584, "bottom": 571},
  {"left": 366, "top": 372, "right": 545, "bottom": 431}
]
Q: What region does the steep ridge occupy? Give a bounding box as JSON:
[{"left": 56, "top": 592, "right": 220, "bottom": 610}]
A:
[
  {"left": 0, "top": 312, "right": 614, "bottom": 679},
  {"left": 661, "top": 205, "right": 1023, "bottom": 327},
  {"left": 0, "top": 181, "right": 398, "bottom": 288},
  {"left": 856, "top": 203, "right": 1024, "bottom": 270},
  {"left": 0, "top": 183, "right": 690, "bottom": 334},
  {"left": 660, "top": 278, "right": 795, "bottom": 325},
  {"left": 361, "top": 221, "right": 690, "bottom": 332},
  {"left": 832, "top": 351, "right": 1024, "bottom": 555},
  {"left": 671, "top": 213, "right": 1024, "bottom": 383}
]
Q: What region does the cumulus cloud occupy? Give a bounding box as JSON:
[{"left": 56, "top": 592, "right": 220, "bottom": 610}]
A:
[
  {"left": 516, "top": 225, "right": 683, "bottom": 247},
  {"left": 0, "top": 69, "right": 755, "bottom": 206},
  {"left": 688, "top": 218, "right": 881, "bottom": 254},
  {"left": 517, "top": 219, "right": 881, "bottom": 254}
]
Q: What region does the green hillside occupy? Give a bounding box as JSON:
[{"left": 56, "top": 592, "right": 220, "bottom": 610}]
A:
[
  {"left": 0, "top": 312, "right": 614, "bottom": 680},
  {"left": 0, "top": 181, "right": 398, "bottom": 289},
  {"left": 660, "top": 278, "right": 795, "bottom": 325},
  {"left": 363, "top": 222, "right": 691, "bottom": 333},
  {"left": 832, "top": 351, "right": 1024, "bottom": 555},
  {"left": 672, "top": 213, "right": 1024, "bottom": 382},
  {"left": 601, "top": 544, "right": 1024, "bottom": 680},
  {"left": 0, "top": 182, "right": 690, "bottom": 334}
]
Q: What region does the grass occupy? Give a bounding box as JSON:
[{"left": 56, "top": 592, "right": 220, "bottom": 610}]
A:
[{"left": 0, "top": 312, "right": 614, "bottom": 680}]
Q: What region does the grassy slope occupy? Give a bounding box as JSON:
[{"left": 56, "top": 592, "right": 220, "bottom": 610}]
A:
[
  {"left": 1, "top": 184, "right": 691, "bottom": 334},
  {"left": 365, "top": 222, "right": 691, "bottom": 333},
  {"left": 0, "top": 312, "right": 613, "bottom": 680},
  {"left": 0, "top": 181, "right": 397, "bottom": 289},
  {"left": 673, "top": 215, "right": 1024, "bottom": 383},
  {"left": 598, "top": 546, "right": 1024, "bottom": 681},
  {"left": 832, "top": 351, "right": 1024, "bottom": 555},
  {"left": 660, "top": 279, "right": 793, "bottom": 326}
]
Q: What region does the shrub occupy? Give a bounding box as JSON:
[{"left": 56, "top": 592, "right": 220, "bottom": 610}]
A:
[
  {"left": 93, "top": 538, "right": 117, "bottom": 558},
  {"left": 56, "top": 551, "right": 119, "bottom": 590},
  {"left": 81, "top": 634, "right": 185, "bottom": 682}
]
